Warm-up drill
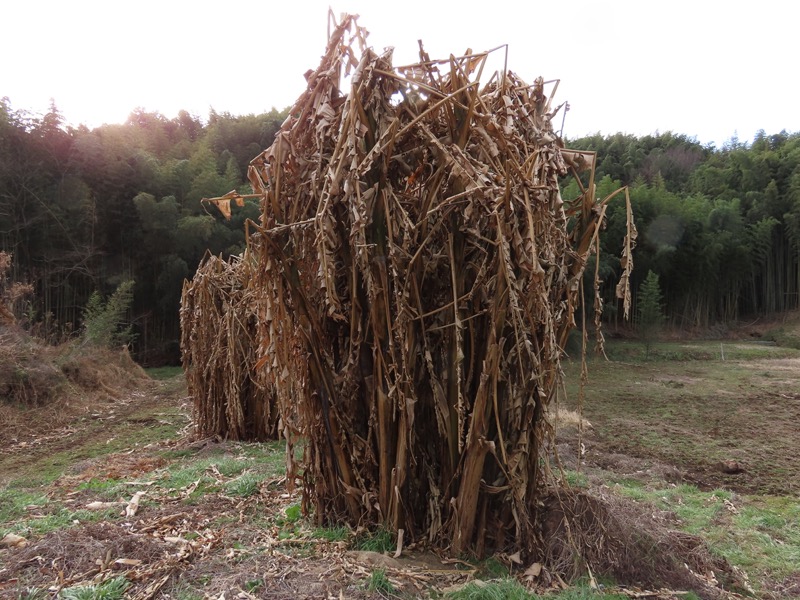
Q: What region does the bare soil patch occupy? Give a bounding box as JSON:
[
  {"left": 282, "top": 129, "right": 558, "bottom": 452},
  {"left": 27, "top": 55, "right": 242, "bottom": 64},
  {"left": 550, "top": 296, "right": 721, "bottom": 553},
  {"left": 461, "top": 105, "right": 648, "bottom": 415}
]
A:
[
  {"left": 566, "top": 356, "right": 800, "bottom": 496},
  {"left": 4, "top": 343, "right": 799, "bottom": 598}
]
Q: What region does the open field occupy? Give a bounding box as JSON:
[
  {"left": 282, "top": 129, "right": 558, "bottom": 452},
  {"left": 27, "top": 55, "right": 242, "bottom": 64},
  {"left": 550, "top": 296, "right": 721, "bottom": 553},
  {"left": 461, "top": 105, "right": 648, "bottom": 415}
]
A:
[{"left": 1, "top": 336, "right": 799, "bottom": 599}]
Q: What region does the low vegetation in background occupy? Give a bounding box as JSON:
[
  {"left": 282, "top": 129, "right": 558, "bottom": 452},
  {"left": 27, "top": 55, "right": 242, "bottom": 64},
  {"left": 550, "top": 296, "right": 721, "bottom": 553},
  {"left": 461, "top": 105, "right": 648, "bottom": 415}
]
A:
[{"left": 81, "top": 280, "right": 136, "bottom": 349}]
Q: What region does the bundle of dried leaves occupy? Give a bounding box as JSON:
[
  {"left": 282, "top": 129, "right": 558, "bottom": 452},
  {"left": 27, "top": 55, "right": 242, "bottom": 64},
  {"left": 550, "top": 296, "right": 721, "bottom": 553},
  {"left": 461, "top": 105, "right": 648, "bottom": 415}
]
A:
[
  {"left": 180, "top": 251, "right": 278, "bottom": 440},
  {"left": 240, "top": 13, "right": 633, "bottom": 559}
]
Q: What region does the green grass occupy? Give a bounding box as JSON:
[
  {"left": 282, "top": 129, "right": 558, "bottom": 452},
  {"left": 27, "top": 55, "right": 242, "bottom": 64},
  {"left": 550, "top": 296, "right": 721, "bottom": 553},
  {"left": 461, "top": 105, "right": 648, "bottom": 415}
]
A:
[
  {"left": 365, "top": 568, "right": 395, "bottom": 595},
  {"left": 8, "top": 505, "right": 122, "bottom": 537},
  {"left": 224, "top": 472, "right": 262, "bottom": 497},
  {"left": 611, "top": 480, "right": 800, "bottom": 586},
  {"left": 445, "top": 580, "right": 629, "bottom": 600},
  {"left": 0, "top": 488, "right": 49, "bottom": 524},
  {"left": 600, "top": 339, "right": 799, "bottom": 362},
  {"left": 144, "top": 366, "right": 184, "bottom": 380},
  {"left": 16, "top": 589, "right": 48, "bottom": 600},
  {"left": 445, "top": 578, "right": 531, "bottom": 600},
  {"left": 74, "top": 477, "right": 127, "bottom": 501},
  {"left": 313, "top": 525, "right": 350, "bottom": 542},
  {"left": 764, "top": 315, "right": 800, "bottom": 349},
  {"left": 355, "top": 527, "right": 395, "bottom": 553},
  {"left": 60, "top": 575, "right": 129, "bottom": 599},
  {"left": 561, "top": 470, "right": 588, "bottom": 488},
  {"left": 475, "top": 557, "right": 509, "bottom": 579}
]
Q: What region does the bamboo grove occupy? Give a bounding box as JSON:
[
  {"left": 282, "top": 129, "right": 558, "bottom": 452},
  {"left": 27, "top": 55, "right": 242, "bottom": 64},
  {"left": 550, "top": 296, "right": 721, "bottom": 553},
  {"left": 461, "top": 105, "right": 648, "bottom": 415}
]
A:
[
  {"left": 3, "top": 79, "right": 798, "bottom": 364},
  {"left": 181, "top": 13, "right": 635, "bottom": 558}
]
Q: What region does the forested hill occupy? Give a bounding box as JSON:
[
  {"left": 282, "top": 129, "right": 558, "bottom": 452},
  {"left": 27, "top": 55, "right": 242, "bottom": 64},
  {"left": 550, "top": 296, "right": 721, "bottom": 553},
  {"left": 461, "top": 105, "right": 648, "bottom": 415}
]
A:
[
  {"left": 565, "top": 130, "right": 800, "bottom": 329},
  {"left": 0, "top": 99, "right": 287, "bottom": 363},
  {"left": 1, "top": 98, "right": 798, "bottom": 363}
]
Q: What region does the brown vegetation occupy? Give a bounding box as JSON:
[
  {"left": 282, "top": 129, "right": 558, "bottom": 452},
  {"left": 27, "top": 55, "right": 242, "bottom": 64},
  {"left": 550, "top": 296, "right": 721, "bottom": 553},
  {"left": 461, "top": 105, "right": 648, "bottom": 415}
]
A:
[
  {"left": 180, "top": 251, "right": 279, "bottom": 441},
  {"left": 238, "top": 12, "right": 634, "bottom": 560}
]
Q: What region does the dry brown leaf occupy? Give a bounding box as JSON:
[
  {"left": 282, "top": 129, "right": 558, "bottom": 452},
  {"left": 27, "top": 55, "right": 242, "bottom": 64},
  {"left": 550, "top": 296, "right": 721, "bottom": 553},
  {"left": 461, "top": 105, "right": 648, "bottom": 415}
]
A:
[
  {"left": 524, "top": 562, "right": 542, "bottom": 579},
  {"left": 86, "top": 501, "right": 123, "bottom": 510},
  {"left": 125, "top": 491, "right": 145, "bottom": 517},
  {"left": 0, "top": 532, "right": 27, "bottom": 548}
]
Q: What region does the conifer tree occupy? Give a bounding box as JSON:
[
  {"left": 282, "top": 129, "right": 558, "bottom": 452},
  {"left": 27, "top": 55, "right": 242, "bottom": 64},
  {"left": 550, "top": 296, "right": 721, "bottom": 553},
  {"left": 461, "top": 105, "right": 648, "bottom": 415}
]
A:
[{"left": 638, "top": 270, "right": 665, "bottom": 358}]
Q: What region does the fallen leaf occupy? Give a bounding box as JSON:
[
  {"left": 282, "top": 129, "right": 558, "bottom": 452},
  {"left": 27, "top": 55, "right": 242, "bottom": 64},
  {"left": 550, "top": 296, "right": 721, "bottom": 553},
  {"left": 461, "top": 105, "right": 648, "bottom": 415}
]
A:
[
  {"left": 114, "top": 558, "right": 143, "bottom": 566},
  {"left": 125, "top": 491, "right": 146, "bottom": 517},
  {"left": 524, "top": 562, "right": 542, "bottom": 578},
  {"left": 164, "top": 536, "right": 189, "bottom": 544},
  {"left": 86, "top": 501, "right": 122, "bottom": 510},
  {"left": 393, "top": 528, "right": 404, "bottom": 558},
  {"left": 0, "top": 533, "right": 27, "bottom": 548}
]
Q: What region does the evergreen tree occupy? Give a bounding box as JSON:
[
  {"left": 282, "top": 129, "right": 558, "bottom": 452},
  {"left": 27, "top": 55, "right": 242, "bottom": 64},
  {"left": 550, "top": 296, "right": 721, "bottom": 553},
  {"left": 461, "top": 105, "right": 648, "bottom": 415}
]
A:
[{"left": 637, "top": 270, "right": 665, "bottom": 358}]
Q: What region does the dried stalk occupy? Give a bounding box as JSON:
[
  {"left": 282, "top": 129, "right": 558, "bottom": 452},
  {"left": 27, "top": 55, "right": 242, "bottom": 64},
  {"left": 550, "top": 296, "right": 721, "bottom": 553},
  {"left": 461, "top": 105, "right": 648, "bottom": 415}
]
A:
[{"left": 240, "top": 13, "right": 634, "bottom": 559}]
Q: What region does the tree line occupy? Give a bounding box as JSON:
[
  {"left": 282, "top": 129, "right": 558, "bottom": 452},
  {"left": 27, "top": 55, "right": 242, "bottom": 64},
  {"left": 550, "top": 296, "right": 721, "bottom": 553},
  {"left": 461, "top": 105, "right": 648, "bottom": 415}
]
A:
[
  {"left": 2, "top": 97, "right": 798, "bottom": 363},
  {"left": 564, "top": 130, "right": 800, "bottom": 330},
  {"left": 0, "top": 98, "right": 287, "bottom": 363}
]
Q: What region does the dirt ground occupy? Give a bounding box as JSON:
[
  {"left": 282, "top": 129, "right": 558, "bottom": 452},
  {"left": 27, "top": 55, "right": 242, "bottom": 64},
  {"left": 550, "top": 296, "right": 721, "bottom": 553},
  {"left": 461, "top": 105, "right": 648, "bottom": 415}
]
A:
[
  {"left": 565, "top": 355, "right": 800, "bottom": 496},
  {"left": 1, "top": 341, "right": 799, "bottom": 598}
]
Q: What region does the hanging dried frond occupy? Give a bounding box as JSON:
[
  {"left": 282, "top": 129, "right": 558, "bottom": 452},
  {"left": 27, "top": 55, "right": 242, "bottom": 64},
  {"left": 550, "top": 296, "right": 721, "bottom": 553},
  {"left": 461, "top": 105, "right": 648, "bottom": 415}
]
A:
[
  {"left": 180, "top": 251, "right": 278, "bottom": 441},
  {"left": 244, "top": 12, "right": 634, "bottom": 559}
]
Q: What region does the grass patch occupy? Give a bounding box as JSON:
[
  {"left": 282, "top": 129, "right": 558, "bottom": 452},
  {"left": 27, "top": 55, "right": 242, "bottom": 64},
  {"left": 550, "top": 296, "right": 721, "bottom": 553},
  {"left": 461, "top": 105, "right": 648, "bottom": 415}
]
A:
[
  {"left": 224, "top": 472, "right": 262, "bottom": 497},
  {"left": 446, "top": 580, "right": 630, "bottom": 600},
  {"left": 60, "top": 575, "right": 129, "bottom": 599},
  {"left": 0, "top": 488, "right": 49, "bottom": 525},
  {"left": 475, "top": 557, "right": 509, "bottom": 579},
  {"left": 145, "top": 366, "right": 183, "bottom": 380},
  {"left": 313, "top": 525, "right": 350, "bottom": 542},
  {"left": 600, "top": 339, "right": 799, "bottom": 362},
  {"left": 365, "top": 568, "right": 394, "bottom": 595},
  {"left": 356, "top": 527, "right": 395, "bottom": 553},
  {"left": 445, "top": 578, "right": 531, "bottom": 600},
  {"left": 9, "top": 505, "right": 122, "bottom": 537},
  {"left": 17, "top": 589, "right": 48, "bottom": 600},
  {"left": 561, "top": 470, "right": 589, "bottom": 488},
  {"left": 610, "top": 478, "right": 800, "bottom": 588},
  {"left": 74, "top": 477, "right": 127, "bottom": 501}
]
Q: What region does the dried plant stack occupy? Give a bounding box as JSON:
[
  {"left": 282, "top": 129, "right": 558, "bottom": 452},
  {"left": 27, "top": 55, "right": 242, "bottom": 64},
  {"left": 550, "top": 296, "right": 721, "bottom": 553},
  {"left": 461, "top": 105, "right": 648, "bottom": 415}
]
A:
[
  {"left": 180, "top": 251, "right": 279, "bottom": 441},
  {"left": 243, "top": 14, "right": 632, "bottom": 558}
]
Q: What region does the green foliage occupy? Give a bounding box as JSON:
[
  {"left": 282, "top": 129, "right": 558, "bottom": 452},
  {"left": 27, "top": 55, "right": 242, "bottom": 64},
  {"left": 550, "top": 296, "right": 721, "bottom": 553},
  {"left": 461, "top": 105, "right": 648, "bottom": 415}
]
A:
[
  {"left": 2, "top": 92, "right": 799, "bottom": 362},
  {"left": 355, "top": 527, "right": 395, "bottom": 553},
  {"left": 445, "top": 578, "right": 532, "bottom": 600},
  {"left": 81, "top": 280, "right": 136, "bottom": 348},
  {"left": 313, "top": 525, "right": 350, "bottom": 542},
  {"left": 284, "top": 503, "right": 302, "bottom": 523},
  {"left": 16, "top": 589, "right": 48, "bottom": 600},
  {"left": 59, "top": 576, "right": 129, "bottom": 600},
  {"left": 224, "top": 472, "right": 262, "bottom": 497},
  {"left": 476, "top": 557, "right": 509, "bottom": 579},
  {"left": 365, "top": 568, "right": 395, "bottom": 595},
  {"left": 637, "top": 270, "right": 665, "bottom": 358}
]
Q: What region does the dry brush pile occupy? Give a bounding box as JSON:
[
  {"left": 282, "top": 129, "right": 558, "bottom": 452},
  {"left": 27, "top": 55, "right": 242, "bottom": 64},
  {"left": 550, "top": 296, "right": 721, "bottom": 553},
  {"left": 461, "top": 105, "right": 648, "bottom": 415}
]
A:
[
  {"left": 236, "top": 13, "right": 635, "bottom": 560},
  {"left": 180, "top": 251, "right": 279, "bottom": 441}
]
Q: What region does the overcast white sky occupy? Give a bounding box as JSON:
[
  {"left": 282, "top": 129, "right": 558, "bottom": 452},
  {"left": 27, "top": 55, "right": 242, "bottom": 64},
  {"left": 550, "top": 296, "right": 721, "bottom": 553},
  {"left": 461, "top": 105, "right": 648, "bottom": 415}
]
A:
[{"left": 3, "top": 0, "right": 798, "bottom": 147}]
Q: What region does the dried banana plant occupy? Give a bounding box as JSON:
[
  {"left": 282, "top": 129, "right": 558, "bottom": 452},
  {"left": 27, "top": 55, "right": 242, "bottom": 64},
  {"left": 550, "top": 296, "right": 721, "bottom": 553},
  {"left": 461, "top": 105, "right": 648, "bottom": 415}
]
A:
[
  {"left": 180, "top": 251, "right": 278, "bottom": 441},
  {"left": 246, "top": 13, "right": 634, "bottom": 558}
]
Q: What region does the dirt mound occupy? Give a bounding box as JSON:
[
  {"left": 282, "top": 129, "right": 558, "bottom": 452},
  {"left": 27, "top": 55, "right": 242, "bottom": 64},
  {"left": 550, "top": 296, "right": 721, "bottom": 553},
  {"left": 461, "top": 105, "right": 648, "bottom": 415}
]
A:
[
  {"left": 540, "top": 488, "right": 751, "bottom": 599},
  {"left": 0, "top": 326, "right": 67, "bottom": 406},
  {"left": 0, "top": 325, "right": 150, "bottom": 447}
]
